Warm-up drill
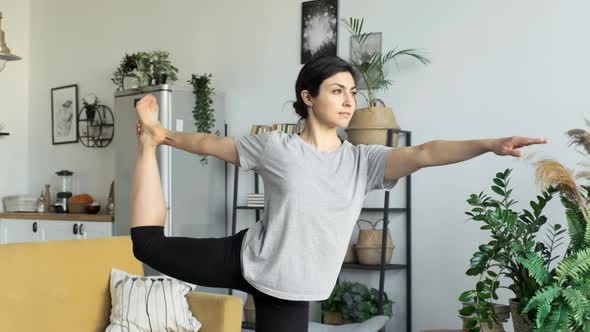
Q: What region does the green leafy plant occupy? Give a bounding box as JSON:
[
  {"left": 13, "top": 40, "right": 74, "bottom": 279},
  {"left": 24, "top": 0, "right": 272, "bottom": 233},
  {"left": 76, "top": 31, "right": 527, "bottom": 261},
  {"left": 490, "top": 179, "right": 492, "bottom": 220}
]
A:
[
  {"left": 322, "top": 281, "right": 350, "bottom": 314},
  {"left": 150, "top": 50, "right": 179, "bottom": 82},
  {"left": 458, "top": 169, "right": 559, "bottom": 332},
  {"left": 188, "top": 73, "right": 219, "bottom": 165},
  {"left": 323, "top": 280, "right": 393, "bottom": 323},
  {"left": 514, "top": 124, "right": 590, "bottom": 331},
  {"left": 340, "top": 17, "right": 430, "bottom": 108},
  {"left": 111, "top": 53, "right": 139, "bottom": 90}
]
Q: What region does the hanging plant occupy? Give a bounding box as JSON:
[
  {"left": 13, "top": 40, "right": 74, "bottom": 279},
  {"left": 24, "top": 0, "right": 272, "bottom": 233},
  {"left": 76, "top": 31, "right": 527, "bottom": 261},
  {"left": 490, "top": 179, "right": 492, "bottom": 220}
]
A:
[{"left": 189, "top": 73, "right": 219, "bottom": 165}]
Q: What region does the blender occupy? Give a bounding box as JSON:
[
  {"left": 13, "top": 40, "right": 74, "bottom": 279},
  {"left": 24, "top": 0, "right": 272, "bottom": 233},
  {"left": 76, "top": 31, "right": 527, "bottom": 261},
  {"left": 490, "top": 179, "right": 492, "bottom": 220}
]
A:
[{"left": 55, "top": 170, "right": 73, "bottom": 213}]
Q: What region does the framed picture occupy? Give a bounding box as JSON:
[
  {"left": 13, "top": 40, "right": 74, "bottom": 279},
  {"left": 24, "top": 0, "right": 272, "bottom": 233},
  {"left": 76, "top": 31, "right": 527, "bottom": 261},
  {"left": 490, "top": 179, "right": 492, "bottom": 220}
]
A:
[
  {"left": 350, "top": 32, "right": 382, "bottom": 90},
  {"left": 301, "top": 0, "right": 338, "bottom": 64},
  {"left": 51, "top": 84, "right": 78, "bottom": 145}
]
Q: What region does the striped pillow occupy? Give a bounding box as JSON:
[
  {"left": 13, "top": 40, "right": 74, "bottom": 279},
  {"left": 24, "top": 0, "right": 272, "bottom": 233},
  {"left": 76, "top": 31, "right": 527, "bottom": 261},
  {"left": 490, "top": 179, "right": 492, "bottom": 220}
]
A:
[{"left": 105, "top": 268, "right": 202, "bottom": 332}]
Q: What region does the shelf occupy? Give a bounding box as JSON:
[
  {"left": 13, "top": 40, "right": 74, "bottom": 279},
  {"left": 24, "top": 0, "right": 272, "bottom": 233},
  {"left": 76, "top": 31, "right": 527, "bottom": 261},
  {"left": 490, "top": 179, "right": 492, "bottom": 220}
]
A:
[
  {"left": 236, "top": 206, "right": 264, "bottom": 210},
  {"left": 342, "top": 263, "right": 407, "bottom": 270},
  {"left": 0, "top": 132, "right": 9, "bottom": 136},
  {"left": 361, "top": 207, "right": 407, "bottom": 213}
]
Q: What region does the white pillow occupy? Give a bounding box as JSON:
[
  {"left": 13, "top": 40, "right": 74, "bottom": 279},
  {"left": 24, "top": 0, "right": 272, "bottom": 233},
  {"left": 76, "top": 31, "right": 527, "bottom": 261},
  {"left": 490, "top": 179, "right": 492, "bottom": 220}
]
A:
[{"left": 105, "top": 268, "right": 202, "bottom": 332}]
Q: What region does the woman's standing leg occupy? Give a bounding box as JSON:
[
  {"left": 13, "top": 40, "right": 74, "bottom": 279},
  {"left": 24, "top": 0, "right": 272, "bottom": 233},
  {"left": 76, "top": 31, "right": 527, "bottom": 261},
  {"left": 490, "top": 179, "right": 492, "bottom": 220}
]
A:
[{"left": 252, "top": 292, "right": 309, "bottom": 332}]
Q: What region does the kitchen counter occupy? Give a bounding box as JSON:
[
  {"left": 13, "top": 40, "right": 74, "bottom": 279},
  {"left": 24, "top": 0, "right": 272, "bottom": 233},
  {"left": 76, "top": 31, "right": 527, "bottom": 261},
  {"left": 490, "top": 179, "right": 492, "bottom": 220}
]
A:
[{"left": 0, "top": 212, "right": 114, "bottom": 223}]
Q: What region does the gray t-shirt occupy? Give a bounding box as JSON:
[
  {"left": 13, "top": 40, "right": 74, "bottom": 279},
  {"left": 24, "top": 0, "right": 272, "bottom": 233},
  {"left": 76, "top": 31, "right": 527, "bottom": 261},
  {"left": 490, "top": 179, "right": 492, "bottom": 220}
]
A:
[{"left": 234, "top": 130, "right": 398, "bottom": 301}]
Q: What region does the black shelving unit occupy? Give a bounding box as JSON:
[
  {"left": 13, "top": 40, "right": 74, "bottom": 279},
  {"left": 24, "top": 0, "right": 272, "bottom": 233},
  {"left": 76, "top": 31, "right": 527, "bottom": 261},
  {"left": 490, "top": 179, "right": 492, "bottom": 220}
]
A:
[{"left": 229, "top": 128, "right": 412, "bottom": 332}]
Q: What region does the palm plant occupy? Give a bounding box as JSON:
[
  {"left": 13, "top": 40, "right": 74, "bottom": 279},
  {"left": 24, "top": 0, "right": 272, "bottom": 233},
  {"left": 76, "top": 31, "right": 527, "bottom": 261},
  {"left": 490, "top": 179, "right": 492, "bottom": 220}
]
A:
[{"left": 340, "top": 17, "right": 430, "bottom": 107}]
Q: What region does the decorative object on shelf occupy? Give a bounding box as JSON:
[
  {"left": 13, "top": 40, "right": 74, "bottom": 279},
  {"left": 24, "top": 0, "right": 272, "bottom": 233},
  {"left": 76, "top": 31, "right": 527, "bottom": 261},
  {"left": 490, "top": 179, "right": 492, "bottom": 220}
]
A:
[
  {"left": 340, "top": 17, "right": 430, "bottom": 147},
  {"left": 0, "top": 122, "right": 8, "bottom": 136},
  {"left": 189, "top": 73, "right": 219, "bottom": 165},
  {"left": 36, "top": 190, "right": 45, "bottom": 213},
  {"left": 301, "top": 0, "right": 338, "bottom": 64},
  {"left": 43, "top": 184, "right": 51, "bottom": 212},
  {"left": 51, "top": 84, "right": 78, "bottom": 145},
  {"left": 354, "top": 219, "right": 394, "bottom": 265},
  {"left": 77, "top": 94, "right": 114, "bottom": 148},
  {"left": 106, "top": 180, "right": 114, "bottom": 216},
  {"left": 0, "top": 11, "right": 22, "bottom": 73},
  {"left": 55, "top": 170, "right": 74, "bottom": 213},
  {"left": 244, "top": 294, "right": 255, "bottom": 324},
  {"left": 111, "top": 53, "right": 139, "bottom": 90},
  {"left": 112, "top": 51, "right": 178, "bottom": 90}
]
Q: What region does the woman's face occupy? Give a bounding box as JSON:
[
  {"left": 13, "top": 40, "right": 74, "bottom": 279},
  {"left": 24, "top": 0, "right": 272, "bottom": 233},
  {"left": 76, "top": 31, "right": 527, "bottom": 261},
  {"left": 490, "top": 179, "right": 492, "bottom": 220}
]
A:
[{"left": 304, "top": 71, "right": 357, "bottom": 128}]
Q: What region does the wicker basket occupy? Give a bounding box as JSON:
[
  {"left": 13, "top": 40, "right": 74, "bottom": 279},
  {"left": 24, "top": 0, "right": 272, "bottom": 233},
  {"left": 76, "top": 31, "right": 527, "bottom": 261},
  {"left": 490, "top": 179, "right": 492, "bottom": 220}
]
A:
[
  {"left": 355, "top": 244, "right": 395, "bottom": 265},
  {"left": 344, "top": 106, "right": 400, "bottom": 147},
  {"left": 343, "top": 245, "right": 357, "bottom": 263},
  {"left": 356, "top": 219, "right": 393, "bottom": 247}
]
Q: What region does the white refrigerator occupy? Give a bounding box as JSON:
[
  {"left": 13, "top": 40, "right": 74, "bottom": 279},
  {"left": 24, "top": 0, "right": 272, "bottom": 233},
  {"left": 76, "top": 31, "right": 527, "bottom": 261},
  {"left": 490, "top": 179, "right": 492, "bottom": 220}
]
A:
[{"left": 113, "top": 85, "right": 228, "bottom": 277}]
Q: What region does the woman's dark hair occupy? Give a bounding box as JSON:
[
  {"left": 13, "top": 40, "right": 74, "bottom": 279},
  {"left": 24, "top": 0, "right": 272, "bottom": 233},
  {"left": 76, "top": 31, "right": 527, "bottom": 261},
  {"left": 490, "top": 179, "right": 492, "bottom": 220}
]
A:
[{"left": 293, "top": 55, "right": 358, "bottom": 119}]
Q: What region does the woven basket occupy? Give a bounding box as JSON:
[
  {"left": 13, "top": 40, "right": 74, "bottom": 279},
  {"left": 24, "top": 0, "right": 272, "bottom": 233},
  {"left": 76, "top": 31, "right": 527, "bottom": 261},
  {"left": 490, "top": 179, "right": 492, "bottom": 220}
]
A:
[
  {"left": 343, "top": 245, "right": 357, "bottom": 263},
  {"left": 355, "top": 244, "right": 394, "bottom": 265},
  {"left": 344, "top": 106, "right": 400, "bottom": 147},
  {"left": 356, "top": 219, "right": 393, "bottom": 247}
]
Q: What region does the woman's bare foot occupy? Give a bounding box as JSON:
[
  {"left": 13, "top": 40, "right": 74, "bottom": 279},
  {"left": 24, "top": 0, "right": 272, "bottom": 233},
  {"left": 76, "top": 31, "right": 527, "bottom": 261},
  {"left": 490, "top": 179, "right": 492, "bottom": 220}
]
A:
[{"left": 135, "top": 95, "right": 167, "bottom": 147}]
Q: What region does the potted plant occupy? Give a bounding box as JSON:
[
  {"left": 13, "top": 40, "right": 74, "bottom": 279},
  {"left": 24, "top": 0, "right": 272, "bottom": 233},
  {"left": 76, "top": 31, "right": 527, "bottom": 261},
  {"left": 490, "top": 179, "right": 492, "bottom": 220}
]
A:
[
  {"left": 322, "top": 280, "right": 394, "bottom": 326},
  {"left": 111, "top": 53, "right": 139, "bottom": 90},
  {"left": 514, "top": 123, "right": 590, "bottom": 331},
  {"left": 322, "top": 281, "right": 350, "bottom": 325},
  {"left": 458, "top": 169, "right": 560, "bottom": 332},
  {"left": 151, "top": 50, "right": 179, "bottom": 85},
  {"left": 340, "top": 281, "right": 393, "bottom": 324},
  {"left": 340, "top": 17, "right": 430, "bottom": 147},
  {"left": 189, "top": 73, "right": 219, "bottom": 165}
]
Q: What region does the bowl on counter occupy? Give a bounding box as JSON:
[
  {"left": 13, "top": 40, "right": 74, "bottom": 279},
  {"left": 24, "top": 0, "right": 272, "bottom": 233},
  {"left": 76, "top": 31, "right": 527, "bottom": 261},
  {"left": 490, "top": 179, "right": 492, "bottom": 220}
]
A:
[
  {"left": 85, "top": 204, "right": 101, "bottom": 214},
  {"left": 68, "top": 202, "right": 90, "bottom": 214}
]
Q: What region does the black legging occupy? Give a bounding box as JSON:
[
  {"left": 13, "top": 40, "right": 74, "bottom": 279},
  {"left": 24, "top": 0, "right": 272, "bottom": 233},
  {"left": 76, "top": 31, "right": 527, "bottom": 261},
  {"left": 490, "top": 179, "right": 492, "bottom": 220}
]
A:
[{"left": 130, "top": 226, "right": 309, "bottom": 332}]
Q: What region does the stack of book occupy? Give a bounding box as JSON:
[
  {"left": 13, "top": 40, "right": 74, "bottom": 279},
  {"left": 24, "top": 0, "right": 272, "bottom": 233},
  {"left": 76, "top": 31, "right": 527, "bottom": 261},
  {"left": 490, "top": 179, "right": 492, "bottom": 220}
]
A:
[
  {"left": 247, "top": 193, "right": 265, "bottom": 207},
  {"left": 249, "top": 120, "right": 305, "bottom": 136}
]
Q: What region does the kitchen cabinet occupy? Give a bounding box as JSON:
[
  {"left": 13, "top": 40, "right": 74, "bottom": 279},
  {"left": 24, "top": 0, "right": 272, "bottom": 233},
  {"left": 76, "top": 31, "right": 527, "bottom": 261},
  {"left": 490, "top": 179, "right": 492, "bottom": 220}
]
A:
[{"left": 0, "top": 215, "right": 113, "bottom": 244}]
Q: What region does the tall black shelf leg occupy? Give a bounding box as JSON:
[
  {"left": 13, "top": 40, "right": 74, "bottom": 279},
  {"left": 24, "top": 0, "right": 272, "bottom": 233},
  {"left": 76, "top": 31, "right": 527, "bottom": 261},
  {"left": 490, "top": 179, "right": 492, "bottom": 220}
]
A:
[{"left": 406, "top": 131, "right": 412, "bottom": 332}]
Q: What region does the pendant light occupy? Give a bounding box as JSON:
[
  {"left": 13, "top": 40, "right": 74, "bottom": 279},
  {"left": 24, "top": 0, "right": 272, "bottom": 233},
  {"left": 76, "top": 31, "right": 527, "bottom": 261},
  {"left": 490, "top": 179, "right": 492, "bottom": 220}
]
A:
[{"left": 0, "top": 11, "right": 22, "bottom": 72}]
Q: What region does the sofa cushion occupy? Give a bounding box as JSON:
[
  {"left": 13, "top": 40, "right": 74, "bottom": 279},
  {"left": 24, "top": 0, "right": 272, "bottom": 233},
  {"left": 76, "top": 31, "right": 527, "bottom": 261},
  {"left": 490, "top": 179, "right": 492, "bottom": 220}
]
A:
[{"left": 106, "top": 268, "right": 202, "bottom": 332}]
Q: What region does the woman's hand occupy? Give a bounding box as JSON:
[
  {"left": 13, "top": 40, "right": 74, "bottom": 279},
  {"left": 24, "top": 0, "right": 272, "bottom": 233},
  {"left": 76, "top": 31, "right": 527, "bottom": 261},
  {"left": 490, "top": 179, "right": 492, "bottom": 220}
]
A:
[{"left": 490, "top": 136, "right": 548, "bottom": 157}]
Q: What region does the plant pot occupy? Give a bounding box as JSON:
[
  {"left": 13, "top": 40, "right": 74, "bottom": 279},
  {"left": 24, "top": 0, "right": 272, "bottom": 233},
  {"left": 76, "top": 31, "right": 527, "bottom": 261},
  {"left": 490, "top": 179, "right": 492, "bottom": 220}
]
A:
[
  {"left": 460, "top": 302, "right": 511, "bottom": 332},
  {"left": 123, "top": 75, "right": 139, "bottom": 90},
  {"left": 345, "top": 106, "right": 400, "bottom": 147},
  {"left": 155, "top": 72, "right": 168, "bottom": 85},
  {"left": 509, "top": 298, "right": 533, "bottom": 332},
  {"left": 85, "top": 106, "right": 97, "bottom": 123},
  {"left": 244, "top": 294, "right": 255, "bottom": 324},
  {"left": 322, "top": 311, "right": 345, "bottom": 325}
]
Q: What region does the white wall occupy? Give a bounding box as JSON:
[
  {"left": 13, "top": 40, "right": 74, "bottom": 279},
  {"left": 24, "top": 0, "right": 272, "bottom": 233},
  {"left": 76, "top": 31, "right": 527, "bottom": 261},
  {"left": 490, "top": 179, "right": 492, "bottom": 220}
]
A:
[
  {"left": 0, "top": 1, "right": 29, "bottom": 210},
  {"left": 7, "top": 0, "right": 590, "bottom": 331}
]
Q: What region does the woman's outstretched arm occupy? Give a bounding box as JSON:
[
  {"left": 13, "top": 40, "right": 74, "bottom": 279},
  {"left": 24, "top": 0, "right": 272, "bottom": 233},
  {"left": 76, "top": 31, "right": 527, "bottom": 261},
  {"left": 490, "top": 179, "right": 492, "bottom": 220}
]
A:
[{"left": 381, "top": 136, "right": 549, "bottom": 182}]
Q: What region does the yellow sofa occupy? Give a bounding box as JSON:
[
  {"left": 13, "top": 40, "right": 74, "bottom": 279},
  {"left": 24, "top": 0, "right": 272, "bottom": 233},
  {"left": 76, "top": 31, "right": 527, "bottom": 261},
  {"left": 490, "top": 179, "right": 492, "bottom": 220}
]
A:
[{"left": 0, "top": 236, "right": 243, "bottom": 332}]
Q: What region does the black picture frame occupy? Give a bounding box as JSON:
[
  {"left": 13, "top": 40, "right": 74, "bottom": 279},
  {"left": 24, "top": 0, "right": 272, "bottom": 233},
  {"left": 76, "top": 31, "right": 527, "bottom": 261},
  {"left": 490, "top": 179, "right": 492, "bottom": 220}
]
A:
[
  {"left": 51, "top": 84, "right": 78, "bottom": 145},
  {"left": 301, "top": 0, "right": 338, "bottom": 64}
]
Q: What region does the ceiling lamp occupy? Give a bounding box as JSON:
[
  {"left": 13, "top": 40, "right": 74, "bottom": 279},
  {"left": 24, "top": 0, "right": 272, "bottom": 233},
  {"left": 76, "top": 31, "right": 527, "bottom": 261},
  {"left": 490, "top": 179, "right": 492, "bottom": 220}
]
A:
[{"left": 0, "top": 11, "right": 22, "bottom": 72}]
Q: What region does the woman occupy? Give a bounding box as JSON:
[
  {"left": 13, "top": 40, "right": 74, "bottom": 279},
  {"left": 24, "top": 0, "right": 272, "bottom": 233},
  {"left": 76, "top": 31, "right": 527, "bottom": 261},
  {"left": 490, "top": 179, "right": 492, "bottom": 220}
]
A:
[{"left": 130, "top": 55, "right": 547, "bottom": 332}]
